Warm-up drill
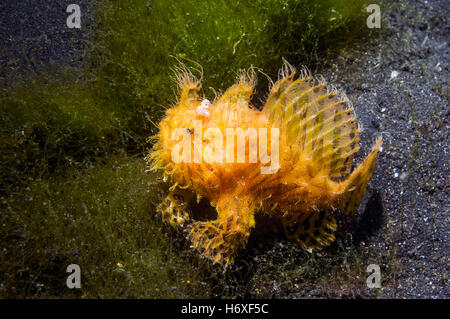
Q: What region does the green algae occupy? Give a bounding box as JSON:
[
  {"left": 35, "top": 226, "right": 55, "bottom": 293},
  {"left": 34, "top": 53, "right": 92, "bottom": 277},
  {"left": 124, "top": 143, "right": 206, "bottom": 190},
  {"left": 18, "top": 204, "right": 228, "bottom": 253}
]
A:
[
  {"left": 0, "top": 0, "right": 385, "bottom": 298},
  {"left": 0, "top": 155, "right": 395, "bottom": 298},
  {"left": 91, "top": 0, "right": 370, "bottom": 133},
  {"left": 0, "top": 156, "right": 217, "bottom": 298}
]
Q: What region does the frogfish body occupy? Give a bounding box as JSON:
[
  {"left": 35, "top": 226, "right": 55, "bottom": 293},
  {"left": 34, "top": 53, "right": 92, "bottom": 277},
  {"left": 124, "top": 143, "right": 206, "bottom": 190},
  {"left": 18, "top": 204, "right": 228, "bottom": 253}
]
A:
[{"left": 148, "top": 62, "right": 382, "bottom": 268}]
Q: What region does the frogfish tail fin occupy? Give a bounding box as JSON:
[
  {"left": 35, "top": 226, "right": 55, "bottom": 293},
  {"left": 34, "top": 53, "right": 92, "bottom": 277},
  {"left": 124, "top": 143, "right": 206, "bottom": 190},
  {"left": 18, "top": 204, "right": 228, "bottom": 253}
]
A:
[{"left": 337, "top": 136, "right": 382, "bottom": 216}]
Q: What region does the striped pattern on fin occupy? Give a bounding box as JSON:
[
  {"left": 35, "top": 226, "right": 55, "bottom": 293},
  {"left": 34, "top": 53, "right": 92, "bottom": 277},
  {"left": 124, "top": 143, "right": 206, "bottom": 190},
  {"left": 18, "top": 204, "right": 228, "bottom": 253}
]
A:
[
  {"left": 337, "top": 136, "right": 382, "bottom": 216},
  {"left": 282, "top": 210, "right": 337, "bottom": 251},
  {"left": 263, "top": 64, "right": 361, "bottom": 178}
]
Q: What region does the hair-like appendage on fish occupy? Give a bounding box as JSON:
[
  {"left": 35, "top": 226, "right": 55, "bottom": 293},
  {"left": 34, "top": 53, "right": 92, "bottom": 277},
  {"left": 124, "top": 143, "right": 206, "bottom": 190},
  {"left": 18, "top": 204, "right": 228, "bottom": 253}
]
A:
[{"left": 147, "top": 61, "right": 382, "bottom": 268}]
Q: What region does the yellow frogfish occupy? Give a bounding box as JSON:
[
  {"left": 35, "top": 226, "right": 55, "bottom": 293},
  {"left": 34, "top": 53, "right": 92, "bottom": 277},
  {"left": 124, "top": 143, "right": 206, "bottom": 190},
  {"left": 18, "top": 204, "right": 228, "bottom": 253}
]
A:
[{"left": 148, "top": 62, "right": 382, "bottom": 268}]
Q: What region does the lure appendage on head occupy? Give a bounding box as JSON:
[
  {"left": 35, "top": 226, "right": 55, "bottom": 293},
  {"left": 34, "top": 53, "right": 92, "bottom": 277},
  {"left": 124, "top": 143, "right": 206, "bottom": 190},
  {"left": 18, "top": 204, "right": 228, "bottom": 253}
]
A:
[{"left": 147, "top": 62, "right": 382, "bottom": 268}]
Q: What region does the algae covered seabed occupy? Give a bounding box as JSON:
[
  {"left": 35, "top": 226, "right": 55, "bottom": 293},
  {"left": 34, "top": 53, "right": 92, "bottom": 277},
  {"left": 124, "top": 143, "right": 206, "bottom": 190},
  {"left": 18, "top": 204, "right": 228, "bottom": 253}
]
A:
[{"left": 0, "top": 0, "right": 448, "bottom": 298}]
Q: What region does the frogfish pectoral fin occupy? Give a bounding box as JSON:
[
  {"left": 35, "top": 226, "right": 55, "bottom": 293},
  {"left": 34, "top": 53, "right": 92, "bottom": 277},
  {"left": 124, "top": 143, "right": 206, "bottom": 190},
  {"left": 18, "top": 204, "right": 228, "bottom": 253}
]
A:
[
  {"left": 186, "top": 200, "right": 255, "bottom": 268},
  {"left": 282, "top": 210, "right": 337, "bottom": 251},
  {"left": 158, "top": 186, "right": 194, "bottom": 227},
  {"left": 186, "top": 220, "right": 247, "bottom": 268}
]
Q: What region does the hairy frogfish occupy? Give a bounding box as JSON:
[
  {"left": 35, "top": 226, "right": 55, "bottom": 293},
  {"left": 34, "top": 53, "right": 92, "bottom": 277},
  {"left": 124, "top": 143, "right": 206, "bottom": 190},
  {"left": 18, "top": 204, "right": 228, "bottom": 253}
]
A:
[{"left": 148, "top": 62, "right": 382, "bottom": 268}]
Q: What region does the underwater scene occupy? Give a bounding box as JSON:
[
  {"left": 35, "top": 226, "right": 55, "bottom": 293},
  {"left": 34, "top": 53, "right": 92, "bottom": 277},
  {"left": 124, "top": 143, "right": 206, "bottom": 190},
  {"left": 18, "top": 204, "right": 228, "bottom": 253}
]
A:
[{"left": 0, "top": 0, "right": 448, "bottom": 301}]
